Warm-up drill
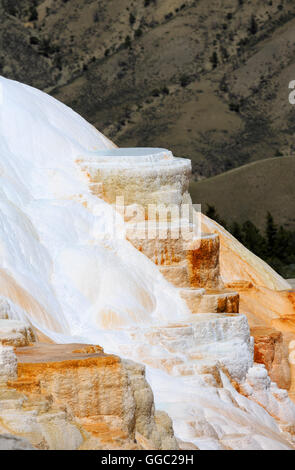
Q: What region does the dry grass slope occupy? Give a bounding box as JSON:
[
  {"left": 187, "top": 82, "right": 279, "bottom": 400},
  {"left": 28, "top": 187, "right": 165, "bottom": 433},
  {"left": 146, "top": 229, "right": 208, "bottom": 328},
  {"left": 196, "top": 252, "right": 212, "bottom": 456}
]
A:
[{"left": 190, "top": 156, "right": 295, "bottom": 230}]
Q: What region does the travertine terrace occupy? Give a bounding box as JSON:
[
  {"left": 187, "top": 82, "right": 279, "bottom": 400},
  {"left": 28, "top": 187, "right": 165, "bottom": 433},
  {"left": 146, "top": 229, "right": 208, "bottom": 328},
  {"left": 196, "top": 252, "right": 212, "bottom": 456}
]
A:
[
  {"left": 1, "top": 76, "right": 295, "bottom": 450},
  {"left": 0, "top": 331, "right": 177, "bottom": 450}
]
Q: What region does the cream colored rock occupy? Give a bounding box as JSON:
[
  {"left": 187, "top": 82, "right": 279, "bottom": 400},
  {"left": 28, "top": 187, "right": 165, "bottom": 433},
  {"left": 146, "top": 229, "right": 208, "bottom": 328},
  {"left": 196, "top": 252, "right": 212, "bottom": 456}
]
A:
[
  {"left": 179, "top": 288, "right": 239, "bottom": 314},
  {"left": 186, "top": 234, "right": 223, "bottom": 289},
  {"left": 251, "top": 327, "right": 291, "bottom": 390},
  {"left": 122, "top": 313, "right": 253, "bottom": 382},
  {"left": 240, "top": 364, "right": 295, "bottom": 441},
  {"left": 126, "top": 220, "right": 199, "bottom": 266},
  {"left": 79, "top": 148, "right": 191, "bottom": 209},
  {"left": 0, "top": 346, "right": 17, "bottom": 382},
  {"left": 4, "top": 343, "right": 178, "bottom": 450},
  {"left": 0, "top": 434, "right": 34, "bottom": 450},
  {"left": 159, "top": 264, "right": 190, "bottom": 288}
]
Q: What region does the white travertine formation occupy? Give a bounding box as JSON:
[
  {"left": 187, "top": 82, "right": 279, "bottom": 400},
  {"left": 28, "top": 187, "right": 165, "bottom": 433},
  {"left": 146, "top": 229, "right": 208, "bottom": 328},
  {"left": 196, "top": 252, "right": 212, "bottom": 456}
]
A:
[
  {"left": 79, "top": 148, "right": 191, "bottom": 207},
  {"left": 121, "top": 313, "right": 253, "bottom": 382},
  {"left": 0, "top": 434, "right": 34, "bottom": 450},
  {"left": 1, "top": 75, "right": 295, "bottom": 450}
]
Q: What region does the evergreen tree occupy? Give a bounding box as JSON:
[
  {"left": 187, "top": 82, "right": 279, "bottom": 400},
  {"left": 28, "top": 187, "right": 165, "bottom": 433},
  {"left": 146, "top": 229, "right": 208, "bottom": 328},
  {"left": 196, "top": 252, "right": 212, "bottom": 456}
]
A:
[
  {"left": 205, "top": 205, "right": 227, "bottom": 228},
  {"left": 231, "top": 221, "right": 243, "bottom": 243}
]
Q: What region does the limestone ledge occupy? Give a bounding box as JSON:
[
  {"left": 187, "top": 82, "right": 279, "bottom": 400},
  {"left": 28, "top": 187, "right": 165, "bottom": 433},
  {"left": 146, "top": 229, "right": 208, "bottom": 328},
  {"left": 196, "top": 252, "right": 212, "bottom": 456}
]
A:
[
  {"left": 251, "top": 327, "right": 291, "bottom": 391},
  {"left": 119, "top": 313, "right": 254, "bottom": 382},
  {"left": 0, "top": 343, "right": 178, "bottom": 450},
  {"left": 78, "top": 148, "right": 191, "bottom": 208},
  {"left": 0, "top": 434, "right": 34, "bottom": 450}
]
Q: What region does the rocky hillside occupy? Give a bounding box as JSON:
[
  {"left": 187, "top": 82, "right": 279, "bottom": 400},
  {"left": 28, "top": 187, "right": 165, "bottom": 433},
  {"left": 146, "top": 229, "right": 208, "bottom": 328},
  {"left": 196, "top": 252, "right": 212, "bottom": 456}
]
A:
[{"left": 1, "top": 0, "right": 295, "bottom": 178}]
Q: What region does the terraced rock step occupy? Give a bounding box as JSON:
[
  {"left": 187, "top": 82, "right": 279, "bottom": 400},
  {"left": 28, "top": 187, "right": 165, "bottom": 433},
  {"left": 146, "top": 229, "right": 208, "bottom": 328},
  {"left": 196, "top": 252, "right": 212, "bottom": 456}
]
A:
[
  {"left": 159, "top": 264, "right": 190, "bottom": 287},
  {"left": 187, "top": 233, "right": 222, "bottom": 289},
  {"left": 179, "top": 288, "right": 239, "bottom": 314},
  {"left": 124, "top": 313, "right": 253, "bottom": 381},
  {"left": 128, "top": 225, "right": 220, "bottom": 269},
  {"left": 79, "top": 148, "right": 191, "bottom": 208}
]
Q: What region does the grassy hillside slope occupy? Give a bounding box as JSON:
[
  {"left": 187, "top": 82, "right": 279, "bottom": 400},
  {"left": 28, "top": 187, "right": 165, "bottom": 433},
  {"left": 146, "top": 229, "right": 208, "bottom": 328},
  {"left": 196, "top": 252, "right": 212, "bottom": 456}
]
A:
[{"left": 190, "top": 156, "right": 295, "bottom": 230}]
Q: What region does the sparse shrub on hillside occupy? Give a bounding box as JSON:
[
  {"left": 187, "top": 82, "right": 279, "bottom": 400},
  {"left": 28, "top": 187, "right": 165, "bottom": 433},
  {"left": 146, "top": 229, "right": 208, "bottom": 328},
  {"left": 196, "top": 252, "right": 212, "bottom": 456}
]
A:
[
  {"left": 135, "top": 28, "right": 143, "bottom": 38},
  {"left": 229, "top": 101, "right": 240, "bottom": 113},
  {"left": 2, "top": 0, "right": 22, "bottom": 17},
  {"left": 38, "top": 38, "right": 59, "bottom": 57},
  {"left": 129, "top": 13, "right": 136, "bottom": 26},
  {"left": 30, "top": 36, "right": 39, "bottom": 45},
  {"left": 220, "top": 46, "right": 229, "bottom": 61},
  {"left": 29, "top": 6, "right": 38, "bottom": 22},
  {"left": 219, "top": 76, "right": 228, "bottom": 92},
  {"left": 180, "top": 74, "right": 191, "bottom": 87},
  {"left": 144, "top": 0, "right": 157, "bottom": 6},
  {"left": 54, "top": 55, "right": 63, "bottom": 71},
  {"left": 5, "top": 5, "right": 17, "bottom": 16},
  {"left": 210, "top": 52, "right": 218, "bottom": 69},
  {"left": 151, "top": 86, "right": 170, "bottom": 97},
  {"left": 249, "top": 15, "right": 258, "bottom": 35},
  {"left": 124, "top": 35, "right": 132, "bottom": 49},
  {"left": 162, "top": 86, "right": 169, "bottom": 95}
]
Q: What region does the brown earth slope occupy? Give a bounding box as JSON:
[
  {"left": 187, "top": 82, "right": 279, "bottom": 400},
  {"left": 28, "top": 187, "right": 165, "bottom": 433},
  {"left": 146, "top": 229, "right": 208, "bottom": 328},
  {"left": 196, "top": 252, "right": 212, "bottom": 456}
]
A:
[{"left": 190, "top": 156, "right": 295, "bottom": 231}]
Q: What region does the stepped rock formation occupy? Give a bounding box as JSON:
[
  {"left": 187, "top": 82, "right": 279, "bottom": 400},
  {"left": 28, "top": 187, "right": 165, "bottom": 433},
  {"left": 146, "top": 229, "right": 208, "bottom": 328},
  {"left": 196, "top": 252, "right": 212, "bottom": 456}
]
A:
[
  {"left": 251, "top": 327, "right": 291, "bottom": 391},
  {"left": 0, "top": 325, "right": 177, "bottom": 450},
  {"left": 1, "top": 76, "right": 295, "bottom": 449}
]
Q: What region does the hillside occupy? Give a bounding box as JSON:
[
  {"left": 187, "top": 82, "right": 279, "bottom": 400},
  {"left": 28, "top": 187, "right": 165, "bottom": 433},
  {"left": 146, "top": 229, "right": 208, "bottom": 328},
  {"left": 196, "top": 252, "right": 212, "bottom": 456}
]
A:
[
  {"left": 190, "top": 156, "right": 295, "bottom": 230},
  {"left": 1, "top": 0, "right": 295, "bottom": 178}
]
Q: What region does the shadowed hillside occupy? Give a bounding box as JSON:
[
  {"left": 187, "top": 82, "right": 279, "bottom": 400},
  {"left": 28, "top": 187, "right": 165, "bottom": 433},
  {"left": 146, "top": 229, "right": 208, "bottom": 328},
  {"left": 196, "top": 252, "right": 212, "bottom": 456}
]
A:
[
  {"left": 1, "top": 0, "right": 295, "bottom": 179},
  {"left": 190, "top": 156, "right": 295, "bottom": 231}
]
